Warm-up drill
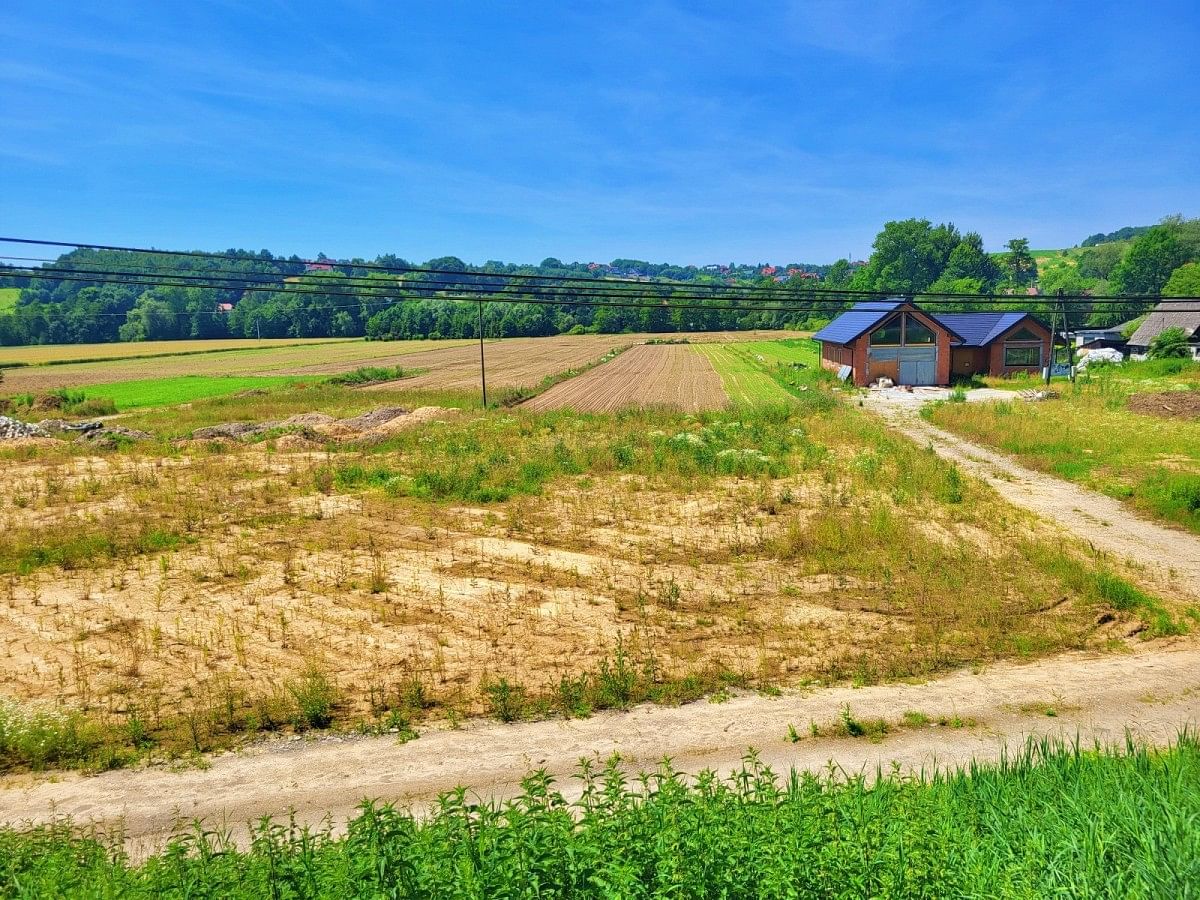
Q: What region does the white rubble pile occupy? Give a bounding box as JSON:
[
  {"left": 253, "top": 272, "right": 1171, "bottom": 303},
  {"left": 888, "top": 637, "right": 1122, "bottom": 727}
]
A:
[{"left": 0, "top": 415, "right": 50, "bottom": 440}]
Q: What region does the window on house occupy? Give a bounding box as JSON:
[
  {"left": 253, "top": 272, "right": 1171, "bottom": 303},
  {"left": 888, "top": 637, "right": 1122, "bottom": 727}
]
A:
[
  {"left": 869, "top": 318, "right": 902, "bottom": 345},
  {"left": 904, "top": 316, "right": 936, "bottom": 344},
  {"left": 1006, "top": 326, "right": 1041, "bottom": 342},
  {"left": 1004, "top": 344, "right": 1042, "bottom": 367}
]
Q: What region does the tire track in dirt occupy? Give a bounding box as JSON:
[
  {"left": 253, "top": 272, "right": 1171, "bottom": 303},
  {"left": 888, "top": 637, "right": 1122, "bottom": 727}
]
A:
[{"left": 865, "top": 396, "right": 1200, "bottom": 602}]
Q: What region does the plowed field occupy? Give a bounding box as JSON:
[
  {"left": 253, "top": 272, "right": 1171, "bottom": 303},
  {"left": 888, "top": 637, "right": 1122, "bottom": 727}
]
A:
[
  {"left": 523, "top": 344, "right": 728, "bottom": 412},
  {"left": 363, "top": 335, "right": 633, "bottom": 391}
]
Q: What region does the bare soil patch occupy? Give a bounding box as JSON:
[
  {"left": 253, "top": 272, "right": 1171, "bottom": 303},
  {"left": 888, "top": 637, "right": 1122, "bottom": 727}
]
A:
[
  {"left": 523, "top": 345, "right": 728, "bottom": 412},
  {"left": 1128, "top": 390, "right": 1200, "bottom": 419}
]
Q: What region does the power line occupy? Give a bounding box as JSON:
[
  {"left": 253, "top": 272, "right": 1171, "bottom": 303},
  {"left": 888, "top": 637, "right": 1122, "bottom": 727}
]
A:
[{"left": 1, "top": 260, "right": 1191, "bottom": 309}]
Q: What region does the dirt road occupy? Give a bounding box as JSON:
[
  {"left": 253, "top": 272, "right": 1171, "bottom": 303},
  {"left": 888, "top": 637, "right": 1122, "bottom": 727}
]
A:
[
  {"left": 3, "top": 642, "right": 1198, "bottom": 856},
  {"left": 864, "top": 392, "right": 1200, "bottom": 603}
]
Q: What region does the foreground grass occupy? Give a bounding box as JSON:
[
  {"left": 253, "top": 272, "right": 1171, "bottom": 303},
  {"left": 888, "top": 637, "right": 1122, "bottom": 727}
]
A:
[
  {"left": 928, "top": 359, "right": 1200, "bottom": 533},
  {"left": 3, "top": 736, "right": 1198, "bottom": 897}
]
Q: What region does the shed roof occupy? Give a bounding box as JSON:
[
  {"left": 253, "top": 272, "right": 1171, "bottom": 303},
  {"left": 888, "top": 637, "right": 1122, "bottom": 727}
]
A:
[{"left": 1126, "top": 301, "right": 1200, "bottom": 347}]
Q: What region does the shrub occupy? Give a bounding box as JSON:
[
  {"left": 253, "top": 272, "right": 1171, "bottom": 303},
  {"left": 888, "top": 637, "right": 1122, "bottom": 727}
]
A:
[
  {"left": 1148, "top": 326, "right": 1191, "bottom": 360},
  {"left": 287, "top": 669, "right": 337, "bottom": 730}
]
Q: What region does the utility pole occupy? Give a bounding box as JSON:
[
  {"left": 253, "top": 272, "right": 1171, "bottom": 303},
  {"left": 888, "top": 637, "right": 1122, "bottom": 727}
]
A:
[
  {"left": 477, "top": 298, "right": 487, "bottom": 408},
  {"left": 1045, "top": 299, "right": 1056, "bottom": 386}
]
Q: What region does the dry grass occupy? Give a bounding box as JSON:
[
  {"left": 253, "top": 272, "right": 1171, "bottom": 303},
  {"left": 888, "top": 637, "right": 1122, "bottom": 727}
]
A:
[{"left": 0, "top": 386, "right": 1179, "bottom": 768}]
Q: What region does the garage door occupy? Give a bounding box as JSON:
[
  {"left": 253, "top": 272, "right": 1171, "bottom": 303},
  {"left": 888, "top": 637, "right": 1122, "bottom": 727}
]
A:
[{"left": 869, "top": 346, "right": 938, "bottom": 385}]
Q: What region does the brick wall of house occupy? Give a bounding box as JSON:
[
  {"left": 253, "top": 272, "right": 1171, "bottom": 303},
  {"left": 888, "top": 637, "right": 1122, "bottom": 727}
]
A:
[{"left": 987, "top": 318, "right": 1053, "bottom": 377}]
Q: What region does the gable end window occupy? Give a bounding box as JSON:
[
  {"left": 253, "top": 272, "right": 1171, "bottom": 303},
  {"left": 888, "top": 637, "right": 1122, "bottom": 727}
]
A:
[
  {"left": 1006, "top": 326, "right": 1041, "bottom": 342},
  {"left": 904, "top": 317, "right": 936, "bottom": 344},
  {"left": 869, "top": 318, "right": 902, "bottom": 345}
]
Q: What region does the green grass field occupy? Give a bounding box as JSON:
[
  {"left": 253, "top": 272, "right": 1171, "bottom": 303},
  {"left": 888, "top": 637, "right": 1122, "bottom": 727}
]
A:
[
  {"left": 928, "top": 359, "right": 1200, "bottom": 532},
  {"left": 81, "top": 375, "right": 324, "bottom": 411},
  {"left": 0, "top": 288, "right": 19, "bottom": 314},
  {"left": 3, "top": 736, "right": 1197, "bottom": 897},
  {"left": 694, "top": 344, "right": 795, "bottom": 405}
]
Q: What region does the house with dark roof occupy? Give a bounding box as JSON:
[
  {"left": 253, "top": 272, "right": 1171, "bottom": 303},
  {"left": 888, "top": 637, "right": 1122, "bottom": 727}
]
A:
[
  {"left": 1125, "top": 301, "right": 1200, "bottom": 359},
  {"left": 811, "top": 299, "right": 1051, "bottom": 386}
]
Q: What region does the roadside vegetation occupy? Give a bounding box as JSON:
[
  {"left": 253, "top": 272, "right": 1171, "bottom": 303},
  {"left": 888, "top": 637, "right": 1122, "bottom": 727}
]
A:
[
  {"left": 2, "top": 736, "right": 1198, "bottom": 897},
  {"left": 927, "top": 358, "right": 1200, "bottom": 533}
]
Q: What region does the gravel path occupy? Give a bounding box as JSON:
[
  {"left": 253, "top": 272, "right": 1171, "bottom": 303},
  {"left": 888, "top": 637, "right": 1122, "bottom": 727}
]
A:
[{"left": 863, "top": 392, "right": 1200, "bottom": 602}]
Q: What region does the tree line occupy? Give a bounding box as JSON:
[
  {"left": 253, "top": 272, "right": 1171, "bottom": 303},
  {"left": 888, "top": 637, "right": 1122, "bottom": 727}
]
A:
[{"left": 1, "top": 216, "right": 1197, "bottom": 346}]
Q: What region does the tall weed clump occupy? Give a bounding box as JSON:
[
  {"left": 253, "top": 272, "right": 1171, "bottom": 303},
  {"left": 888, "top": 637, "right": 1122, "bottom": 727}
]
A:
[{"left": 3, "top": 735, "right": 1199, "bottom": 896}]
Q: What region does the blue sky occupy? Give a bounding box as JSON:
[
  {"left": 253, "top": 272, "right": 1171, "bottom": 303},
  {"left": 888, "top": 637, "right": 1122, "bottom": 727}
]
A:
[{"left": 1, "top": 1, "right": 1197, "bottom": 265}]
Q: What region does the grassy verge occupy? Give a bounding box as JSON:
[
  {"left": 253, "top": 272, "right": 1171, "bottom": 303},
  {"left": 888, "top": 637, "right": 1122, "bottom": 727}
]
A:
[
  {"left": 3, "top": 736, "right": 1198, "bottom": 896},
  {"left": 927, "top": 359, "right": 1200, "bottom": 533}
]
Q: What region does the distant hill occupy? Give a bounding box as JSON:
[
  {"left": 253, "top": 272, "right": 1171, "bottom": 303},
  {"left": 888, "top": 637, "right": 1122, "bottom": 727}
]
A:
[{"left": 1081, "top": 226, "right": 1151, "bottom": 247}]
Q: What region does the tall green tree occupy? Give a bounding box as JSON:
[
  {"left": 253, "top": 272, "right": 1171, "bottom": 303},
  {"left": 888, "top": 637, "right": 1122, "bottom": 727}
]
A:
[
  {"left": 1109, "top": 226, "right": 1189, "bottom": 294},
  {"left": 851, "top": 219, "right": 961, "bottom": 293},
  {"left": 1163, "top": 262, "right": 1200, "bottom": 297},
  {"left": 1003, "top": 238, "right": 1037, "bottom": 286}
]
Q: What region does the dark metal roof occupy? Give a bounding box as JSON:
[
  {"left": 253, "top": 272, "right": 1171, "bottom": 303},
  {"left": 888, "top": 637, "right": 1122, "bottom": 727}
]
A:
[
  {"left": 809, "top": 300, "right": 903, "bottom": 345},
  {"left": 813, "top": 303, "right": 1035, "bottom": 348},
  {"left": 930, "top": 312, "right": 1030, "bottom": 347}
]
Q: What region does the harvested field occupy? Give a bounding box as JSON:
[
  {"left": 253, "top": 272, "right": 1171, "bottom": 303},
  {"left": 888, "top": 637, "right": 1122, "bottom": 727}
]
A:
[
  {"left": 523, "top": 344, "right": 727, "bottom": 412},
  {"left": 0, "top": 337, "right": 356, "bottom": 368},
  {"left": 363, "top": 335, "right": 634, "bottom": 392},
  {"left": 0, "top": 339, "right": 471, "bottom": 395}
]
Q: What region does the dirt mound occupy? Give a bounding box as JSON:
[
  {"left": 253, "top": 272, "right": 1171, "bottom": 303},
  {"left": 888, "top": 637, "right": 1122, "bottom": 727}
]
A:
[
  {"left": 335, "top": 407, "right": 408, "bottom": 431},
  {"left": 0, "top": 416, "right": 50, "bottom": 440},
  {"left": 191, "top": 422, "right": 269, "bottom": 440},
  {"left": 355, "top": 406, "right": 459, "bottom": 441},
  {"left": 1127, "top": 391, "right": 1200, "bottom": 419},
  {"left": 279, "top": 412, "right": 336, "bottom": 428}
]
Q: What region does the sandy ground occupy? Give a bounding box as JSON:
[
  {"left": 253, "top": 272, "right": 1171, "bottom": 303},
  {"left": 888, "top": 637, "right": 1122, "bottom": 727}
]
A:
[
  {"left": 2, "top": 640, "right": 1197, "bottom": 857},
  {"left": 864, "top": 390, "right": 1200, "bottom": 602}
]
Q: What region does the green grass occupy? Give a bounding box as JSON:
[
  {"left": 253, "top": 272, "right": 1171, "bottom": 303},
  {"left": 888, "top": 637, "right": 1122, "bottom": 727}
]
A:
[
  {"left": 0, "top": 287, "right": 19, "bottom": 314},
  {"left": 693, "top": 343, "right": 796, "bottom": 405},
  {"left": 3, "top": 735, "right": 1199, "bottom": 897},
  {"left": 79, "top": 375, "right": 325, "bottom": 411},
  {"left": 928, "top": 359, "right": 1200, "bottom": 533}
]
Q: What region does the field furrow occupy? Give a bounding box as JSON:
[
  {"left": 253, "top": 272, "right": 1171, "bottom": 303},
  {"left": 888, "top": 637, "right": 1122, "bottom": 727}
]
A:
[{"left": 522, "top": 344, "right": 728, "bottom": 412}]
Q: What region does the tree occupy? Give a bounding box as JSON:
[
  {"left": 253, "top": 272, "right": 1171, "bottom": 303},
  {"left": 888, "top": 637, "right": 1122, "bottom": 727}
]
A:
[
  {"left": 1163, "top": 262, "right": 1200, "bottom": 297},
  {"left": 823, "top": 259, "right": 852, "bottom": 288},
  {"left": 851, "top": 219, "right": 961, "bottom": 293},
  {"left": 1148, "top": 326, "right": 1191, "bottom": 359},
  {"left": 929, "top": 232, "right": 1002, "bottom": 293},
  {"left": 1003, "top": 238, "right": 1037, "bottom": 285},
  {"left": 1109, "top": 226, "right": 1188, "bottom": 294},
  {"left": 1077, "top": 243, "right": 1123, "bottom": 280}
]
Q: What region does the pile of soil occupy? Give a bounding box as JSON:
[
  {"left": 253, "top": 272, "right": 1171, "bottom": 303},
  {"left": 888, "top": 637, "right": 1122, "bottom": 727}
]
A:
[
  {"left": 1127, "top": 391, "right": 1200, "bottom": 419},
  {"left": 185, "top": 406, "right": 457, "bottom": 445}
]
